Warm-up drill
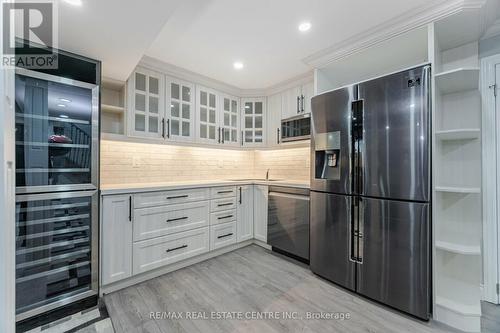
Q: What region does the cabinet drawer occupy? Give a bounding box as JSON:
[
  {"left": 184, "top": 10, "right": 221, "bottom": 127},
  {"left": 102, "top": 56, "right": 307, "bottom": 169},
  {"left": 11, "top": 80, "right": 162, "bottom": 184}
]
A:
[
  {"left": 133, "top": 201, "right": 210, "bottom": 241},
  {"left": 133, "top": 227, "right": 209, "bottom": 275},
  {"left": 210, "top": 209, "right": 236, "bottom": 226},
  {"left": 210, "top": 186, "right": 236, "bottom": 199},
  {"left": 210, "top": 222, "right": 237, "bottom": 250},
  {"left": 134, "top": 188, "right": 210, "bottom": 208},
  {"left": 210, "top": 197, "right": 237, "bottom": 212}
]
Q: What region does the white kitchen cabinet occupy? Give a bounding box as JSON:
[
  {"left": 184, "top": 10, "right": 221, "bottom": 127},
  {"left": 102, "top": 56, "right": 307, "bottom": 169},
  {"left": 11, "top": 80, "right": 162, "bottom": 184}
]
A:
[
  {"left": 267, "top": 93, "right": 282, "bottom": 147},
  {"left": 241, "top": 98, "right": 266, "bottom": 147},
  {"left": 301, "top": 81, "right": 314, "bottom": 114},
  {"left": 101, "top": 195, "right": 133, "bottom": 285},
  {"left": 128, "top": 67, "right": 165, "bottom": 139},
  {"left": 253, "top": 185, "right": 268, "bottom": 243},
  {"left": 281, "top": 81, "right": 314, "bottom": 119},
  {"left": 236, "top": 185, "right": 254, "bottom": 241},
  {"left": 197, "top": 86, "right": 219, "bottom": 144},
  {"left": 166, "top": 77, "right": 195, "bottom": 142},
  {"left": 220, "top": 94, "right": 240, "bottom": 145}
]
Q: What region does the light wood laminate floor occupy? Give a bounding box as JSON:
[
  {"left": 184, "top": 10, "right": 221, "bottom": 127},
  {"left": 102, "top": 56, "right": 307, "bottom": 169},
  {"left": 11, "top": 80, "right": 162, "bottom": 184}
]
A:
[{"left": 105, "top": 245, "right": 498, "bottom": 333}]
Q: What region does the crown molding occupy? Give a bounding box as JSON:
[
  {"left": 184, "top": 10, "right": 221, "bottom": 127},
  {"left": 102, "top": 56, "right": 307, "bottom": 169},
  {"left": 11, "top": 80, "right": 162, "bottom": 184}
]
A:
[{"left": 303, "top": 0, "right": 488, "bottom": 68}]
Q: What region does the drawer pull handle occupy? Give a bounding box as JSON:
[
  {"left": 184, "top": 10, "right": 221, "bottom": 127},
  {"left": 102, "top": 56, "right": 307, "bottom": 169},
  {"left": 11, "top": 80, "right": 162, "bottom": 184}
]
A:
[
  {"left": 217, "top": 190, "right": 233, "bottom": 194},
  {"left": 217, "top": 203, "right": 233, "bottom": 207},
  {"left": 166, "top": 216, "right": 188, "bottom": 223},
  {"left": 166, "top": 244, "right": 188, "bottom": 253},
  {"left": 217, "top": 215, "right": 233, "bottom": 220},
  {"left": 167, "top": 195, "right": 189, "bottom": 200},
  {"left": 217, "top": 233, "right": 233, "bottom": 239}
]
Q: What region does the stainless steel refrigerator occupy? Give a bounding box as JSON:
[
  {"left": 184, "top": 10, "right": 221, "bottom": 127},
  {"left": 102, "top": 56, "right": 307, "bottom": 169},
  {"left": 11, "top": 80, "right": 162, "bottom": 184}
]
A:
[
  {"left": 14, "top": 68, "right": 99, "bottom": 322},
  {"left": 310, "top": 65, "right": 431, "bottom": 320}
]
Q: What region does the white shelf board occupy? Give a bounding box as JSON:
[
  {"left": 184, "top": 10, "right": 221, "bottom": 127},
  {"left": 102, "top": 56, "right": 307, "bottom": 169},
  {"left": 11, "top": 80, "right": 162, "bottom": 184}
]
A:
[
  {"left": 101, "top": 104, "right": 125, "bottom": 114},
  {"left": 435, "top": 186, "right": 480, "bottom": 194},
  {"left": 435, "top": 129, "right": 480, "bottom": 141},
  {"left": 435, "top": 68, "right": 479, "bottom": 95},
  {"left": 435, "top": 240, "right": 480, "bottom": 256},
  {"left": 435, "top": 296, "right": 481, "bottom": 317}
]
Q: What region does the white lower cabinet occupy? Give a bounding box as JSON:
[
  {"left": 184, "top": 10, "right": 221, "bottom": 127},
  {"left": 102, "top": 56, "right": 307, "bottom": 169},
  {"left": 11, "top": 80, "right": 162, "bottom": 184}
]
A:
[
  {"left": 133, "top": 227, "right": 209, "bottom": 274},
  {"left": 101, "top": 195, "right": 133, "bottom": 285},
  {"left": 210, "top": 221, "right": 237, "bottom": 250},
  {"left": 236, "top": 185, "right": 254, "bottom": 242},
  {"left": 133, "top": 201, "right": 210, "bottom": 241},
  {"left": 253, "top": 185, "right": 268, "bottom": 242},
  {"left": 101, "top": 183, "right": 271, "bottom": 287}
]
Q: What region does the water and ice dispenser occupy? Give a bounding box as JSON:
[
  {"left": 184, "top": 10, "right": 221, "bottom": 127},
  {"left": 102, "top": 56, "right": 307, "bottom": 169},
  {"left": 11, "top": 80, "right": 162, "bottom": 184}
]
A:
[{"left": 314, "top": 131, "right": 341, "bottom": 180}]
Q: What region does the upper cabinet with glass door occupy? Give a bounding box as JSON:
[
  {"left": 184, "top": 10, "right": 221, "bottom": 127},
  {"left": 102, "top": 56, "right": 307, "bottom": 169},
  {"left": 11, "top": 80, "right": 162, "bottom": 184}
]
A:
[
  {"left": 167, "top": 77, "right": 195, "bottom": 142},
  {"left": 196, "top": 86, "right": 219, "bottom": 144},
  {"left": 128, "top": 68, "right": 165, "bottom": 139},
  {"left": 241, "top": 97, "right": 266, "bottom": 147},
  {"left": 220, "top": 94, "right": 239, "bottom": 146}
]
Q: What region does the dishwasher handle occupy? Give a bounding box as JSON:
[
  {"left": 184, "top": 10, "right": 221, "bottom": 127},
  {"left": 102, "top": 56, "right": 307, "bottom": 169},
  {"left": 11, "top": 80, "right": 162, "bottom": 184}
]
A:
[{"left": 268, "top": 191, "right": 310, "bottom": 201}]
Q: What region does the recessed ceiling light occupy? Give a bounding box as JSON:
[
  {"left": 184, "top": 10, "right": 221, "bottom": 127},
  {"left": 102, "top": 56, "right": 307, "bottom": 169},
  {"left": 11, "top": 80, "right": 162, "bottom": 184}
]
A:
[
  {"left": 63, "top": 0, "right": 83, "bottom": 6},
  {"left": 233, "top": 62, "right": 244, "bottom": 70},
  {"left": 59, "top": 98, "right": 72, "bottom": 103},
  {"left": 298, "top": 21, "right": 311, "bottom": 32},
  {"left": 57, "top": 104, "right": 67, "bottom": 108}
]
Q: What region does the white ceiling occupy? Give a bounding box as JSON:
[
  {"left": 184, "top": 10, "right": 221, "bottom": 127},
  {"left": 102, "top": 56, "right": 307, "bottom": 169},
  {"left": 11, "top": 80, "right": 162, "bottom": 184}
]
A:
[
  {"left": 49, "top": 0, "right": 446, "bottom": 87},
  {"left": 56, "top": 0, "right": 183, "bottom": 81},
  {"left": 145, "top": 0, "right": 440, "bottom": 89}
]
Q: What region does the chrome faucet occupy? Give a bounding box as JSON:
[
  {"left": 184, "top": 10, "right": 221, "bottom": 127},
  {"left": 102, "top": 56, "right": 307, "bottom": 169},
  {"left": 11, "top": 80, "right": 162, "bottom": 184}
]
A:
[{"left": 266, "top": 168, "right": 270, "bottom": 180}]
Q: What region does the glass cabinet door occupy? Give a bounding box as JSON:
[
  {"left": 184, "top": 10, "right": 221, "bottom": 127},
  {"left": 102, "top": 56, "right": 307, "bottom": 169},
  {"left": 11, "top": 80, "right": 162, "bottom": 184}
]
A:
[
  {"left": 220, "top": 95, "right": 239, "bottom": 145},
  {"left": 241, "top": 98, "right": 266, "bottom": 146},
  {"left": 15, "top": 71, "right": 98, "bottom": 193},
  {"left": 167, "top": 78, "right": 194, "bottom": 142},
  {"left": 130, "top": 68, "right": 164, "bottom": 138},
  {"left": 15, "top": 191, "right": 97, "bottom": 317},
  {"left": 197, "top": 86, "right": 218, "bottom": 144}
]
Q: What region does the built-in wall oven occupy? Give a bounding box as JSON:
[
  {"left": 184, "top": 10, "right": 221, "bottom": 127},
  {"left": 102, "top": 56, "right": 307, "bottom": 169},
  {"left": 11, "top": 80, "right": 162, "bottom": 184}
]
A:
[
  {"left": 280, "top": 113, "right": 310, "bottom": 142},
  {"left": 14, "top": 68, "right": 99, "bottom": 322}
]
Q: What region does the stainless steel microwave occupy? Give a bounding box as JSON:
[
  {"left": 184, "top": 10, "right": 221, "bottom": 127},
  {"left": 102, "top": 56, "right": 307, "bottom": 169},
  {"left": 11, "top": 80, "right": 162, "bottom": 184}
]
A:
[{"left": 281, "top": 113, "right": 311, "bottom": 142}]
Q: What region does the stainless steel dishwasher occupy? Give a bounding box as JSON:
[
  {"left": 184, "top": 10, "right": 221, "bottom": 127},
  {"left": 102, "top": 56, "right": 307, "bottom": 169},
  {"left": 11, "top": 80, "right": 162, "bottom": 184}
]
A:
[{"left": 267, "top": 186, "right": 310, "bottom": 262}]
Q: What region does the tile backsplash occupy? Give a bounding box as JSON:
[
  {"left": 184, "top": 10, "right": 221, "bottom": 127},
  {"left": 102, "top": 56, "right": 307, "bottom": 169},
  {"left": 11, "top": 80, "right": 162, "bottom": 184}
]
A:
[{"left": 100, "top": 140, "right": 310, "bottom": 185}]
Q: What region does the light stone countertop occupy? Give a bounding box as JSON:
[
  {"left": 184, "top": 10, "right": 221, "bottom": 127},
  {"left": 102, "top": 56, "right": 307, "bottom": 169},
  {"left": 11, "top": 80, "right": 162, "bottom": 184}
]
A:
[{"left": 100, "top": 179, "right": 310, "bottom": 195}]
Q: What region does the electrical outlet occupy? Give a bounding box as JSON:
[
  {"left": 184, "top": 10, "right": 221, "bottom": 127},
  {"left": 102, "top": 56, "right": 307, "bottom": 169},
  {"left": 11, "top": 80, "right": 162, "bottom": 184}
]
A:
[{"left": 132, "top": 156, "right": 141, "bottom": 168}]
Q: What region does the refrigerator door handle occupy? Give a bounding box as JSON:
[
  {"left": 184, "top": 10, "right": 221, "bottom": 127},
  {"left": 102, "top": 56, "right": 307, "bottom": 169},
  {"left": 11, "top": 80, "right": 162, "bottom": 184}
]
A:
[
  {"left": 349, "top": 196, "right": 359, "bottom": 263},
  {"left": 357, "top": 197, "right": 364, "bottom": 263},
  {"left": 351, "top": 99, "right": 364, "bottom": 195}
]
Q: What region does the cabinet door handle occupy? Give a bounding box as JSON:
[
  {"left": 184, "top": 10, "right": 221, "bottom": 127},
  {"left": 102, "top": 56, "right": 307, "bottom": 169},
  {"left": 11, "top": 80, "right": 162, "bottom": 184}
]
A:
[
  {"left": 166, "top": 216, "right": 188, "bottom": 223},
  {"left": 217, "top": 190, "right": 233, "bottom": 194},
  {"left": 277, "top": 128, "right": 280, "bottom": 144},
  {"left": 239, "top": 187, "right": 242, "bottom": 204},
  {"left": 217, "top": 215, "right": 233, "bottom": 220},
  {"left": 297, "top": 96, "right": 300, "bottom": 113},
  {"left": 218, "top": 127, "right": 221, "bottom": 143},
  {"left": 241, "top": 130, "right": 243, "bottom": 146},
  {"left": 167, "top": 119, "right": 170, "bottom": 138},
  {"left": 217, "top": 233, "right": 233, "bottom": 239},
  {"left": 166, "top": 244, "right": 188, "bottom": 253},
  {"left": 128, "top": 196, "right": 132, "bottom": 222},
  {"left": 161, "top": 118, "right": 165, "bottom": 138},
  {"left": 301, "top": 95, "right": 305, "bottom": 113},
  {"left": 217, "top": 202, "right": 233, "bottom": 207},
  {"left": 221, "top": 128, "right": 225, "bottom": 144},
  {"left": 167, "top": 195, "right": 188, "bottom": 200}
]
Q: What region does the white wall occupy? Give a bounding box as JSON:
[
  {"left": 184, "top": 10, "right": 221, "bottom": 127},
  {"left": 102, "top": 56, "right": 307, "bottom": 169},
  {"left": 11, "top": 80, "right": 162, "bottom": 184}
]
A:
[
  {"left": 480, "top": 34, "right": 500, "bottom": 58},
  {"left": 0, "top": 2, "right": 16, "bottom": 331}
]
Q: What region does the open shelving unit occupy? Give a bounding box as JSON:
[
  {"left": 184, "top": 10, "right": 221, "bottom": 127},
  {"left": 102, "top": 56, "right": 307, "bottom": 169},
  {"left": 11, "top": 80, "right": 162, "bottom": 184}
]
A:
[
  {"left": 431, "top": 12, "right": 483, "bottom": 332},
  {"left": 101, "top": 78, "right": 126, "bottom": 136}
]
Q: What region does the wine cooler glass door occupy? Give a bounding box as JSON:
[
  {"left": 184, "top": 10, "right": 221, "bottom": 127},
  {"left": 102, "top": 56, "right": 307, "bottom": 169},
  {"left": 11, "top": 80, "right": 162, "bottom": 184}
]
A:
[{"left": 15, "top": 69, "right": 99, "bottom": 193}]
